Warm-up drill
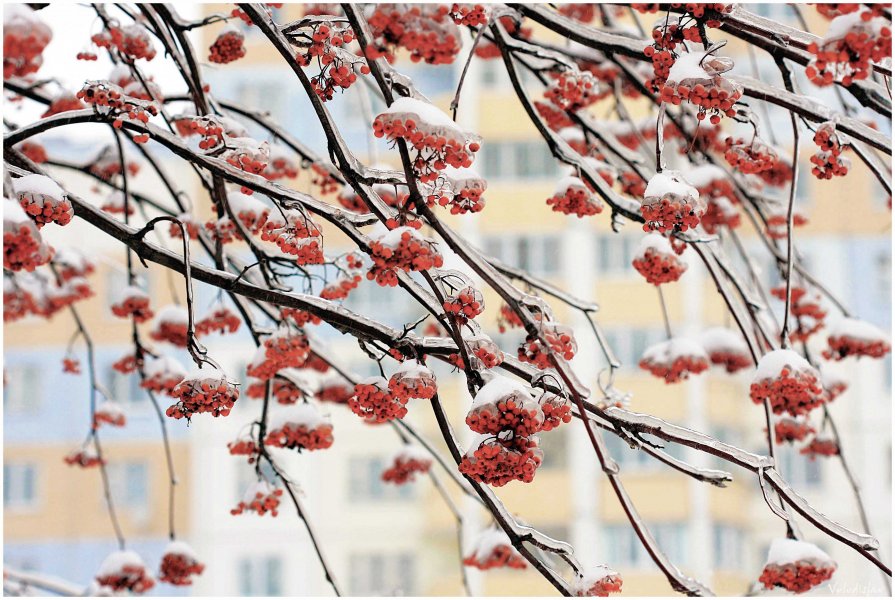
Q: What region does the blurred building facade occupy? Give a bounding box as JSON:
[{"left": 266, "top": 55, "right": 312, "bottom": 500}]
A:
[{"left": 4, "top": 3, "right": 891, "bottom": 597}]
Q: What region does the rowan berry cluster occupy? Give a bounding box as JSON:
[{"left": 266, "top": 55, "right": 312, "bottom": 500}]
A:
[
  {"left": 463, "top": 528, "right": 528, "bottom": 570},
  {"left": 659, "top": 52, "right": 741, "bottom": 124},
  {"left": 76, "top": 80, "right": 157, "bottom": 144},
  {"left": 62, "top": 357, "right": 80, "bottom": 375},
  {"left": 461, "top": 334, "right": 504, "bottom": 370},
  {"left": 195, "top": 303, "right": 241, "bottom": 336},
  {"left": 423, "top": 167, "right": 487, "bottom": 214},
  {"left": 94, "top": 401, "right": 126, "bottom": 429},
  {"left": 246, "top": 329, "right": 311, "bottom": 380},
  {"left": 281, "top": 307, "right": 322, "bottom": 328},
  {"left": 389, "top": 362, "right": 437, "bottom": 401},
  {"left": 204, "top": 216, "right": 243, "bottom": 245},
  {"left": 296, "top": 23, "right": 370, "bottom": 101},
  {"left": 264, "top": 146, "right": 299, "bottom": 181},
  {"left": 639, "top": 338, "right": 710, "bottom": 383},
  {"left": 750, "top": 350, "right": 824, "bottom": 417},
  {"left": 801, "top": 435, "right": 839, "bottom": 459},
  {"left": 112, "top": 353, "right": 139, "bottom": 375},
  {"left": 771, "top": 285, "right": 826, "bottom": 342},
  {"left": 94, "top": 551, "right": 155, "bottom": 594},
  {"left": 227, "top": 190, "right": 271, "bottom": 235},
  {"left": 41, "top": 93, "right": 84, "bottom": 118},
  {"left": 227, "top": 434, "right": 259, "bottom": 462},
  {"left": 466, "top": 377, "right": 544, "bottom": 439},
  {"left": 92, "top": 23, "right": 157, "bottom": 61},
  {"left": 158, "top": 542, "right": 205, "bottom": 587},
  {"left": 64, "top": 447, "right": 104, "bottom": 468},
  {"left": 316, "top": 375, "right": 354, "bottom": 404},
  {"left": 366, "top": 4, "right": 461, "bottom": 65},
  {"left": 632, "top": 233, "right": 688, "bottom": 286},
  {"left": 547, "top": 177, "right": 604, "bottom": 218},
  {"left": 167, "top": 370, "right": 239, "bottom": 420},
  {"left": 558, "top": 3, "right": 596, "bottom": 23},
  {"left": 534, "top": 100, "right": 575, "bottom": 131},
  {"left": 701, "top": 327, "right": 752, "bottom": 374},
  {"left": 4, "top": 199, "right": 54, "bottom": 272},
  {"left": 381, "top": 445, "right": 433, "bottom": 484},
  {"left": 230, "top": 4, "right": 283, "bottom": 26},
  {"left": 573, "top": 566, "right": 624, "bottom": 597},
  {"left": 774, "top": 417, "right": 815, "bottom": 444},
  {"left": 16, "top": 141, "right": 48, "bottom": 164},
  {"left": 264, "top": 404, "right": 334, "bottom": 451},
  {"left": 723, "top": 137, "right": 779, "bottom": 175},
  {"left": 764, "top": 206, "right": 808, "bottom": 241},
  {"left": 367, "top": 226, "right": 444, "bottom": 287},
  {"left": 544, "top": 69, "right": 603, "bottom": 112},
  {"left": 372, "top": 97, "right": 480, "bottom": 183},
  {"left": 759, "top": 539, "right": 836, "bottom": 593},
  {"left": 810, "top": 122, "right": 851, "bottom": 179},
  {"left": 150, "top": 305, "right": 190, "bottom": 347},
  {"left": 824, "top": 317, "right": 892, "bottom": 360},
  {"left": 208, "top": 28, "right": 246, "bottom": 64},
  {"left": 497, "top": 302, "right": 524, "bottom": 333},
  {"left": 806, "top": 10, "right": 892, "bottom": 86},
  {"left": 4, "top": 6, "right": 52, "bottom": 79},
  {"left": 518, "top": 322, "right": 578, "bottom": 369},
  {"left": 640, "top": 171, "right": 705, "bottom": 233},
  {"left": 449, "top": 4, "right": 489, "bottom": 26},
  {"left": 443, "top": 286, "right": 484, "bottom": 324},
  {"left": 700, "top": 196, "right": 741, "bottom": 234},
  {"left": 459, "top": 433, "right": 543, "bottom": 486},
  {"left": 260, "top": 210, "right": 324, "bottom": 266},
  {"left": 349, "top": 377, "right": 407, "bottom": 423},
  {"left": 231, "top": 481, "right": 283, "bottom": 517}
]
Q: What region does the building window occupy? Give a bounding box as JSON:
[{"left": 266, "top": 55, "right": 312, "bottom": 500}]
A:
[
  {"left": 107, "top": 462, "right": 149, "bottom": 510},
  {"left": 712, "top": 525, "right": 743, "bottom": 570},
  {"left": 105, "top": 364, "right": 145, "bottom": 407},
  {"left": 777, "top": 447, "right": 823, "bottom": 488},
  {"left": 596, "top": 233, "right": 640, "bottom": 276},
  {"left": 478, "top": 141, "right": 560, "bottom": 180},
  {"left": 349, "top": 553, "right": 415, "bottom": 595},
  {"left": 238, "top": 555, "right": 283, "bottom": 596},
  {"left": 348, "top": 457, "right": 413, "bottom": 501},
  {"left": 4, "top": 463, "right": 38, "bottom": 509},
  {"left": 483, "top": 234, "right": 561, "bottom": 277},
  {"left": 3, "top": 363, "right": 42, "bottom": 414}
]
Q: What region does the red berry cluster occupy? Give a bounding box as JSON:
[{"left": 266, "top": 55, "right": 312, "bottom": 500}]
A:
[
  {"left": 463, "top": 532, "right": 528, "bottom": 569},
  {"left": 367, "top": 226, "right": 444, "bottom": 287},
  {"left": 643, "top": 44, "right": 675, "bottom": 92},
  {"left": 76, "top": 80, "right": 157, "bottom": 144},
  {"left": 640, "top": 174, "right": 704, "bottom": 233},
  {"left": 659, "top": 73, "right": 741, "bottom": 124},
  {"left": 367, "top": 4, "right": 461, "bottom": 65},
  {"left": 228, "top": 435, "right": 259, "bottom": 462},
  {"left": 111, "top": 288, "right": 153, "bottom": 322},
  {"left": 811, "top": 121, "right": 851, "bottom": 179},
  {"left": 169, "top": 214, "right": 200, "bottom": 240},
  {"left": 349, "top": 377, "right": 407, "bottom": 423},
  {"left": 316, "top": 377, "right": 354, "bottom": 404},
  {"left": 774, "top": 417, "right": 815, "bottom": 444},
  {"left": 544, "top": 69, "right": 602, "bottom": 112},
  {"left": 150, "top": 310, "right": 190, "bottom": 347},
  {"left": 466, "top": 380, "right": 544, "bottom": 439},
  {"left": 281, "top": 307, "right": 322, "bottom": 328},
  {"left": 425, "top": 172, "right": 487, "bottom": 215},
  {"left": 497, "top": 302, "right": 524, "bottom": 333},
  {"left": 4, "top": 7, "right": 52, "bottom": 78},
  {"left": 632, "top": 237, "right": 687, "bottom": 286},
  {"left": 814, "top": 4, "right": 883, "bottom": 20},
  {"left": 158, "top": 544, "right": 205, "bottom": 586},
  {"left": 195, "top": 304, "right": 241, "bottom": 336},
  {"left": 459, "top": 434, "right": 543, "bottom": 486},
  {"left": 167, "top": 372, "right": 239, "bottom": 419},
  {"left": 750, "top": 359, "right": 824, "bottom": 417},
  {"left": 800, "top": 435, "right": 839, "bottom": 459},
  {"left": 389, "top": 363, "right": 437, "bottom": 401},
  {"left": 771, "top": 285, "right": 825, "bottom": 342},
  {"left": 62, "top": 357, "right": 81, "bottom": 374},
  {"left": 650, "top": 18, "right": 704, "bottom": 52},
  {"left": 474, "top": 16, "right": 531, "bottom": 59},
  {"left": 264, "top": 148, "right": 299, "bottom": 180},
  {"left": 443, "top": 286, "right": 484, "bottom": 324},
  {"left": 825, "top": 332, "right": 891, "bottom": 360},
  {"left": 765, "top": 209, "right": 808, "bottom": 241},
  {"left": 89, "top": 151, "right": 141, "bottom": 181},
  {"left": 231, "top": 482, "right": 283, "bottom": 517},
  {"left": 4, "top": 208, "right": 53, "bottom": 272},
  {"left": 707, "top": 349, "right": 751, "bottom": 374},
  {"left": 518, "top": 323, "right": 578, "bottom": 369},
  {"left": 620, "top": 171, "right": 647, "bottom": 197},
  {"left": 230, "top": 4, "right": 283, "bottom": 25},
  {"left": 538, "top": 392, "right": 572, "bottom": 432},
  {"left": 381, "top": 447, "right": 433, "bottom": 484},
  {"left": 41, "top": 93, "right": 84, "bottom": 118},
  {"left": 94, "top": 402, "right": 126, "bottom": 429},
  {"left": 465, "top": 334, "right": 504, "bottom": 370},
  {"left": 309, "top": 162, "right": 341, "bottom": 195},
  {"left": 639, "top": 352, "right": 709, "bottom": 383},
  {"left": 76, "top": 50, "right": 98, "bottom": 61},
  {"left": 245, "top": 377, "right": 303, "bottom": 404},
  {"left": 209, "top": 28, "right": 246, "bottom": 64},
  {"left": 806, "top": 11, "right": 892, "bottom": 86},
  {"left": 112, "top": 353, "right": 139, "bottom": 375},
  {"left": 534, "top": 100, "right": 575, "bottom": 131},
  {"left": 321, "top": 273, "right": 362, "bottom": 300},
  {"left": 92, "top": 23, "right": 157, "bottom": 61},
  {"left": 547, "top": 178, "right": 604, "bottom": 218},
  {"left": 265, "top": 419, "right": 334, "bottom": 451},
  {"left": 373, "top": 100, "right": 480, "bottom": 183},
  {"left": 204, "top": 216, "right": 242, "bottom": 245},
  {"left": 64, "top": 448, "right": 104, "bottom": 468},
  {"left": 723, "top": 137, "right": 779, "bottom": 174},
  {"left": 558, "top": 3, "right": 596, "bottom": 23},
  {"left": 449, "top": 4, "right": 489, "bottom": 26},
  {"left": 16, "top": 141, "right": 48, "bottom": 164},
  {"left": 759, "top": 561, "right": 835, "bottom": 593},
  {"left": 297, "top": 23, "right": 370, "bottom": 102},
  {"left": 95, "top": 561, "right": 155, "bottom": 594},
  {"left": 247, "top": 330, "right": 311, "bottom": 380},
  {"left": 574, "top": 568, "right": 624, "bottom": 597},
  {"left": 700, "top": 197, "right": 741, "bottom": 234},
  {"left": 260, "top": 210, "right": 324, "bottom": 265}
]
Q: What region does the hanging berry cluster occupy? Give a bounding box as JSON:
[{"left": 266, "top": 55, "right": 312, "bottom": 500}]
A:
[
  {"left": 367, "top": 225, "right": 444, "bottom": 287},
  {"left": 810, "top": 121, "right": 851, "bottom": 179},
  {"left": 573, "top": 565, "right": 624, "bottom": 597},
  {"left": 544, "top": 69, "right": 603, "bottom": 112},
  {"left": 149, "top": 305, "right": 190, "bottom": 347},
  {"left": 750, "top": 350, "right": 824, "bottom": 417},
  {"left": 422, "top": 166, "right": 487, "bottom": 214},
  {"left": 800, "top": 435, "right": 840, "bottom": 459},
  {"left": 13, "top": 174, "right": 72, "bottom": 228},
  {"left": 167, "top": 368, "right": 239, "bottom": 420},
  {"left": 350, "top": 376, "right": 407, "bottom": 423},
  {"left": 94, "top": 551, "right": 155, "bottom": 594},
  {"left": 259, "top": 210, "right": 324, "bottom": 265},
  {"left": 158, "top": 542, "right": 205, "bottom": 587},
  {"left": 264, "top": 403, "right": 334, "bottom": 451},
  {"left": 389, "top": 362, "right": 438, "bottom": 401},
  {"left": 94, "top": 401, "right": 126, "bottom": 429},
  {"left": 366, "top": 4, "right": 462, "bottom": 65},
  {"left": 3, "top": 6, "right": 52, "bottom": 79},
  {"left": 76, "top": 80, "right": 157, "bottom": 144},
  {"left": 722, "top": 137, "right": 779, "bottom": 175},
  {"left": 660, "top": 51, "right": 742, "bottom": 124},
  {"left": 518, "top": 321, "right": 578, "bottom": 370},
  {"left": 758, "top": 539, "right": 836, "bottom": 593},
  {"left": 641, "top": 171, "right": 704, "bottom": 233},
  {"left": 209, "top": 27, "right": 246, "bottom": 64},
  {"left": 547, "top": 176, "right": 604, "bottom": 218},
  {"left": 92, "top": 23, "right": 157, "bottom": 61},
  {"left": 771, "top": 285, "right": 826, "bottom": 342},
  {"left": 195, "top": 302, "right": 241, "bottom": 336},
  {"left": 381, "top": 444, "right": 433, "bottom": 484},
  {"left": 372, "top": 97, "right": 480, "bottom": 183},
  {"left": 246, "top": 328, "right": 312, "bottom": 380},
  {"left": 463, "top": 528, "right": 528, "bottom": 570},
  {"left": 443, "top": 285, "right": 484, "bottom": 325},
  {"left": 774, "top": 417, "right": 815, "bottom": 444},
  {"left": 824, "top": 317, "right": 891, "bottom": 360},
  {"left": 231, "top": 481, "right": 283, "bottom": 517},
  {"left": 4, "top": 198, "right": 54, "bottom": 272},
  {"left": 632, "top": 233, "right": 688, "bottom": 286},
  {"left": 639, "top": 338, "right": 710, "bottom": 383},
  {"left": 295, "top": 21, "right": 370, "bottom": 101},
  {"left": 806, "top": 10, "right": 892, "bottom": 86},
  {"left": 700, "top": 327, "right": 752, "bottom": 373},
  {"left": 64, "top": 447, "right": 104, "bottom": 468}
]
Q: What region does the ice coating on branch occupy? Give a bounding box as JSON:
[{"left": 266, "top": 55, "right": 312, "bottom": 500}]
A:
[
  {"left": 828, "top": 317, "right": 889, "bottom": 343},
  {"left": 471, "top": 374, "right": 532, "bottom": 409},
  {"left": 765, "top": 538, "right": 834, "bottom": 567},
  {"left": 643, "top": 171, "right": 699, "bottom": 203},
  {"left": 267, "top": 402, "right": 330, "bottom": 431},
  {"left": 12, "top": 174, "right": 65, "bottom": 201},
  {"left": 753, "top": 349, "right": 817, "bottom": 381}
]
